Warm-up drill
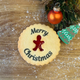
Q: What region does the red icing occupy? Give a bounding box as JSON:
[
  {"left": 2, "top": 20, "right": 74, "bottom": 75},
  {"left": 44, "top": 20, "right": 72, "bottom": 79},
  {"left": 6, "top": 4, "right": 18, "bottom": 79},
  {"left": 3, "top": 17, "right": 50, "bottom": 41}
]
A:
[{"left": 33, "top": 35, "right": 44, "bottom": 51}]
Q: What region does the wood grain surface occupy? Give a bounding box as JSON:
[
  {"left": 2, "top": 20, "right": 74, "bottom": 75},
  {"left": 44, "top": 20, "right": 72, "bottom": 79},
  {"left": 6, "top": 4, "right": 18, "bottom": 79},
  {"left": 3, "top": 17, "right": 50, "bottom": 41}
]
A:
[{"left": 0, "top": 0, "right": 80, "bottom": 80}]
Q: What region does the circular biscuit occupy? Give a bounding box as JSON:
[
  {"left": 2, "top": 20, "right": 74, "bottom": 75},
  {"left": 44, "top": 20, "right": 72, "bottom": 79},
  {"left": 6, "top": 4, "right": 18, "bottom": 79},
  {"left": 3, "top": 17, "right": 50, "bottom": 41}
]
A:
[{"left": 18, "top": 24, "right": 60, "bottom": 66}]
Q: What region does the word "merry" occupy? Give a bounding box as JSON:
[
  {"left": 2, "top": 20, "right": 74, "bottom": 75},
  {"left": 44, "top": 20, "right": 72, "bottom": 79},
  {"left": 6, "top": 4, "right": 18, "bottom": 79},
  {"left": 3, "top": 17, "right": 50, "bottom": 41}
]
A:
[{"left": 31, "top": 28, "right": 49, "bottom": 36}]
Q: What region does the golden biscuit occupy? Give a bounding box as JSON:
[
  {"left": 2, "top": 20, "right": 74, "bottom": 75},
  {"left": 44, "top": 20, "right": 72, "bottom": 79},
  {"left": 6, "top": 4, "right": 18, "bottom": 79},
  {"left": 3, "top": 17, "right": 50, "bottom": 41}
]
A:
[{"left": 18, "top": 24, "right": 60, "bottom": 66}]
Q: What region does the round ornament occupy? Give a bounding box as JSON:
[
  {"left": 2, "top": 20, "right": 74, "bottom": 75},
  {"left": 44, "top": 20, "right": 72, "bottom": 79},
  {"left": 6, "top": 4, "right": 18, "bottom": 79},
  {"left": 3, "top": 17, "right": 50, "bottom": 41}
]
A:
[{"left": 47, "top": 3, "right": 63, "bottom": 24}]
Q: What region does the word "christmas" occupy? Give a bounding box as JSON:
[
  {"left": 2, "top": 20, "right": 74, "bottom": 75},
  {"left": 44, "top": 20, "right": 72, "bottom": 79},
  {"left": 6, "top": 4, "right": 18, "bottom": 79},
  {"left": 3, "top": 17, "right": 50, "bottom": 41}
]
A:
[
  {"left": 31, "top": 28, "right": 49, "bottom": 36},
  {"left": 24, "top": 48, "right": 53, "bottom": 61}
]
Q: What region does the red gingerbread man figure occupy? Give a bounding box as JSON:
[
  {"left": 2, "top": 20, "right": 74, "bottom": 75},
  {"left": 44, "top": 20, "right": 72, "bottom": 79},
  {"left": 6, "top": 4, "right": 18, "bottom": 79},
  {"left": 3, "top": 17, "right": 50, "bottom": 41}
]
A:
[{"left": 33, "top": 35, "right": 44, "bottom": 51}]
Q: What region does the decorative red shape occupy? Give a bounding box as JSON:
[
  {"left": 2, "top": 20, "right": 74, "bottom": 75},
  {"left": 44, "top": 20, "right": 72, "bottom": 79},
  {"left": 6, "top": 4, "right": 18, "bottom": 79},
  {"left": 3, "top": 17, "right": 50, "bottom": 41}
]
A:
[{"left": 33, "top": 35, "right": 44, "bottom": 51}]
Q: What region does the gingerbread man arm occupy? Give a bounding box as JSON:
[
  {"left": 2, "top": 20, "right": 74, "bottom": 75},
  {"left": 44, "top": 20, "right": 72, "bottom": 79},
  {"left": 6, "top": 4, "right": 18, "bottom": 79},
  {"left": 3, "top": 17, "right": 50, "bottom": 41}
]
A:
[{"left": 33, "top": 40, "right": 36, "bottom": 43}]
